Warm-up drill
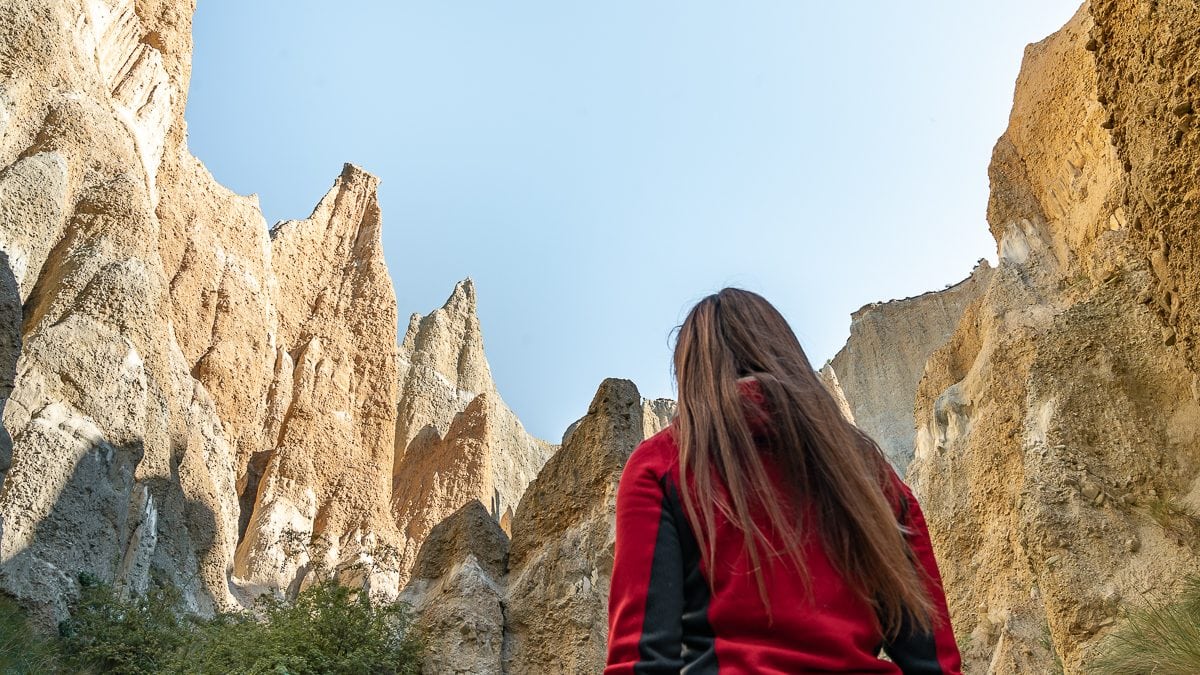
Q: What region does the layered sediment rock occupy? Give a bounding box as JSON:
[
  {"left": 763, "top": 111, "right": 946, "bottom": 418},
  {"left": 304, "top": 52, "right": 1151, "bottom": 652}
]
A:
[
  {"left": 821, "top": 262, "right": 992, "bottom": 474},
  {"left": 18, "top": 2, "right": 1200, "bottom": 674},
  {"left": 0, "top": 0, "right": 523, "bottom": 616},
  {"left": 0, "top": 0, "right": 551, "bottom": 615},
  {"left": 399, "top": 379, "right": 673, "bottom": 674},
  {"left": 903, "top": 3, "right": 1200, "bottom": 672},
  {"left": 233, "top": 165, "right": 402, "bottom": 598},
  {"left": 503, "top": 378, "right": 655, "bottom": 674},
  {"left": 0, "top": 0, "right": 241, "bottom": 619},
  {"left": 391, "top": 281, "right": 554, "bottom": 586},
  {"left": 399, "top": 499, "right": 509, "bottom": 675}
]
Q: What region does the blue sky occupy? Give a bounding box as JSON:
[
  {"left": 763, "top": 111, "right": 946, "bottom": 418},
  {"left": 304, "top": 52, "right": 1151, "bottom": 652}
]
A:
[{"left": 188, "top": 1, "right": 1081, "bottom": 441}]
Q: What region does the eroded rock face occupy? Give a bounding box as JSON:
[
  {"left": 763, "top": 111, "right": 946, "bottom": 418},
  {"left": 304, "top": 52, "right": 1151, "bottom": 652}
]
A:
[
  {"left": 0, "top": 0, "right": 406, "bottom": 615},
  {"left": 821, "top": 261, "right": 992, "bottom": 474},
  {"left": 399, "top": 380, "right": 673, "bottom": 674},
  {"left": 0, "top": 0, "right": 240, "bottom": 619},
  {"left": 817, "top": 363, "right": 856, "bottom": 424},
  {"left": 503, "top": 378, "right": 659, "bottom": 675},
  {"left": 234, "top": 165, "right": 402, "bottom": 598},
  {"left": 0, "top": 0, "right": 558, "bottom": 618},
  {"left": 391, "top": 281, "right": 553, "bottom": 586},
  {"left": 399, "top": 499, "right": 509, "bottom": 675},
  {"left": 906, "top": 3, "right": 1200, "bottom": 672}
]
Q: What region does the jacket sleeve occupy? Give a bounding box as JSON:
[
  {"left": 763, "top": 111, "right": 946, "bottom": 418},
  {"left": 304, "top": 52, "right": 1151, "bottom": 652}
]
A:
[
  {"left": 605, "top": 444, "right": 686, "bottom": 674},
  {"left": 882, "top": 480, "right": 963, "bottom": 675}
]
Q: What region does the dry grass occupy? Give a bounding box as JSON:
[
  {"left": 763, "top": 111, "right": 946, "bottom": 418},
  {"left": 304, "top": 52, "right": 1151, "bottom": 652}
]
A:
[
  {"left": 0, "top": 594, "right": 64, "bottom": 673},
  {"left": 1094, "top": 576, "right": 1200, "bottom": 674},
  {"left": 1147, "top": 497, "right": 1200, "bottom": 544}
]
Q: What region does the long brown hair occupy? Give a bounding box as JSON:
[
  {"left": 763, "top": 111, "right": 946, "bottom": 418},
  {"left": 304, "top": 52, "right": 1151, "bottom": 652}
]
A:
[{"left": 672, "top": 287, "right": 933, "bottom": 637}]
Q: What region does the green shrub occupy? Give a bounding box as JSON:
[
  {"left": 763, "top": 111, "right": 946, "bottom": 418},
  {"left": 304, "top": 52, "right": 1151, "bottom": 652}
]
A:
[
  {"left": 59, "top": 574, "right": 191, "bottom": 674},
  {"left": 173, "top": 579, "right": 421, "bottom": 674},
  {"left": 47, "top": 572, "right": 421, "bottom": 674},
  {"left": 1094, "top": 575, "right": 1200, "bottom": 674},
  {"left": 0, "top": 593, "right": 65, "bottom": 673}
]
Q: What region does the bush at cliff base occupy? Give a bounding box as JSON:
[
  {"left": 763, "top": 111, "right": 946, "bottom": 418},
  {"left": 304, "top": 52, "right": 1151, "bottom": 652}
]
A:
[
  {"left": 1094, "top": 575, "right": 1200, "bottom": 674},
  {"left": 174, "top": 579, "right": 421, "bottom": 674},
  {"left": 3, "top": 572, "right": 421, "bottom": 674},
  {"left": 0, "top": 594, "right": 64, "bottom": 673}
]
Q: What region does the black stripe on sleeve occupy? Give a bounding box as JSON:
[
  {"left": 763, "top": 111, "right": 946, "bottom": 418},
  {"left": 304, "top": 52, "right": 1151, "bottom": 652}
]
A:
[
  {"left": 880, "top": 489, "right": 945, "bottom": 674},
  {"left": 881, "top": 612, "right": 944, "bottom": 674},
  {"left": 634, "top": 488, "right": 686, "bottom": 673},
  {"left": 662, "top": 479, "right": 718, "bottom": 675}
]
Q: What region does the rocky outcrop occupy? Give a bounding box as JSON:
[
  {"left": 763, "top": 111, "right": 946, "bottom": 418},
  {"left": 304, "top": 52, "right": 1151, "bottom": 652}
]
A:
[
  {"left": 563, "top": 396, "right": 675, "bottom": 447},
  {"left": 157, "top": 152, "right": 279, "bottom": 540},
  {"left": 0, "top": 0, "right": 240, "bottom": 619},
  {"left": 394, "top": 280, "right": 493, "bottom": 459},
  {"left": 503, "top": 378, "right": 654, "bottom": 674},
  {"left": 0, "top": 0, "right": 556, "bottom": 618},
  {"left": 0, "top": 0, "right": 467, "bottom": 617},
  {"left": 18, "top": 2, "right": 1200, "bottom": 673},
  {"left": 399, "top": 499, "right": 509, "bottom": 675},
  {"left": 640, "top": 398, "right": 677, "bottom": 440},
  {"left": 399, "top": 378, "right": 671, "bottom": 674},
  {"left": 820, "top": 261, "right": 992, "bottom": 474},
  {"left": 391, "top": 281, "right": 554, "bottom": 586},
  {"left": 905, "top": 3, "right": 1200, "bottom": 672},
  {"left": 233, "top": 165, "right": 402, "bottom": 598}
]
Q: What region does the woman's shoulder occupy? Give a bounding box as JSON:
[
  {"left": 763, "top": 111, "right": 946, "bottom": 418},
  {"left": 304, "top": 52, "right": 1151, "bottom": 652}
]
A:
[{"left": 623, "top": 424, "right": 680, "bottom": 478}]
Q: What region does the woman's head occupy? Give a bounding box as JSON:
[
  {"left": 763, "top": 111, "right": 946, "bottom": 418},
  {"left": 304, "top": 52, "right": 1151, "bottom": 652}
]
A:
[
  {"left": 673, "top": 287, "right": 815, "bottom": 397},
  {"left": 671, "top": 288, "right": 934, "bottom": 637}
]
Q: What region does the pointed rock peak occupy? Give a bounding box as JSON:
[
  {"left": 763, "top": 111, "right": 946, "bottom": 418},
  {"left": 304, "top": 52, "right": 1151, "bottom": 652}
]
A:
[
  {"left": 407, "top": 278, "right": 480, "bottom": 332},
  {"left": 550, "top": 377, "right": 644, "bottom": 470},
  {"left": 443, "top": 277, "right": 478, "bottom": 319},
  {"left": 410, "top": 499, "right": 509, "bottom": 582},
  {"left": 325, "top": 162, "right": 376, "bottom": 202},
  {"left": 269, "top": 162, "right": 382, "bottom": 246},
  {"left": 339, "top": 162, "right": 379, "bottom": 183},
  {"left": 563, "top": 389, "right": 675, "bottom": 446},
  {"left": 399, "top": 278, "right": 493, "bottom": 395},
  {"left": 509, "top": 378, "right": 642, "bottom": 561},
  {"left": 402, "top": 312, "right": 422, "bottom": 344},
  {"left": 584, "top": 378, "right": 642, "bottom": 423},
  {"left": 454, "top": 277, "right": 476, "bottom": 301}
]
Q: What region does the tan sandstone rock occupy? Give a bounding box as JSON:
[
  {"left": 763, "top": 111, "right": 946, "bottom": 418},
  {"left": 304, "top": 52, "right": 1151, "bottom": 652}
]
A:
[
  {"left": 399, "top": 380, "right": 673, "bottom": 674},
  {"left": 234, "top": 164, "right": 403, "bottom": 599},
  {"left": 0, "top": 0, "right": 239, "bottom": 619},
  {"left": 391, "top": 281, "right": 553, "bottom": 587},
  {"left": 904, "top": 3, "right": 1200, "bottom": 672},
  {"left": 0, "top": 0, "right": 552, "bottom": 620},
  {"left": 820, "top": 261, "right": 992, "bottom": 475},
  {"left": 399, "top": 499, "right": 509, "bottom": 675},
  {"left": 0, "top": 0, "right": 408, "bottom": 617},
  {"left": 503, "top": 378, "right": 666, "bottom": 674}
]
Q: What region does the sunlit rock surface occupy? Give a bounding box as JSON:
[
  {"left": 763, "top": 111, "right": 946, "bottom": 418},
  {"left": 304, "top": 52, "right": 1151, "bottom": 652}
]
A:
[{"left": 821, "top": 261, "right": 992, "bottom": 474}]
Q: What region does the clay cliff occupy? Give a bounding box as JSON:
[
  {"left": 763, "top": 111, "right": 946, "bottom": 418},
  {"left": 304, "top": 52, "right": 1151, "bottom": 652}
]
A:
[
  {"left": 8, "top": 1, "right": 1200, "bottom": 673},
  {"left": 822, "top": 2, "right": 1200, "bottom": 672},
  {"left": 400, "top": 378, "right": 673, "bottom": 675},
  {"left": 391, "top": 279, "right": 554, "bottom": 586},
  {"left": 821, "top": 261, "right": 992, "bottom": 474},
  {"left": 232, "top": 165, "right": 402, "bottom": 598},
  {"left": 0, "top": 0, "right": 552, "bottom": 619},
  {"left": 1, "top": 0, "right": 245, "bottom": 618}
]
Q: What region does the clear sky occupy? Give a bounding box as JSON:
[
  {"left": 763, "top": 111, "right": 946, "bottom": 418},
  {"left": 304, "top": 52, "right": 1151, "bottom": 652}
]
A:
[{"left": 188, "top": 1, "right": 1081, "bottom": 442}]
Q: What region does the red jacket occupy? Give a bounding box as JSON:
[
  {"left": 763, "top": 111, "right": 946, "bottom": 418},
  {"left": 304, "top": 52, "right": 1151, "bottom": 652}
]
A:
[{"left": 605, "top": 409, "right": 962, "bottom": 674}]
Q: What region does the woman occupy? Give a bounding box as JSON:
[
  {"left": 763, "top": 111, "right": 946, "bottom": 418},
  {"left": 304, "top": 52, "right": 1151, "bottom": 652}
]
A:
[{"left": 605, "top": 288, "right": 961, "bottom": 674}]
